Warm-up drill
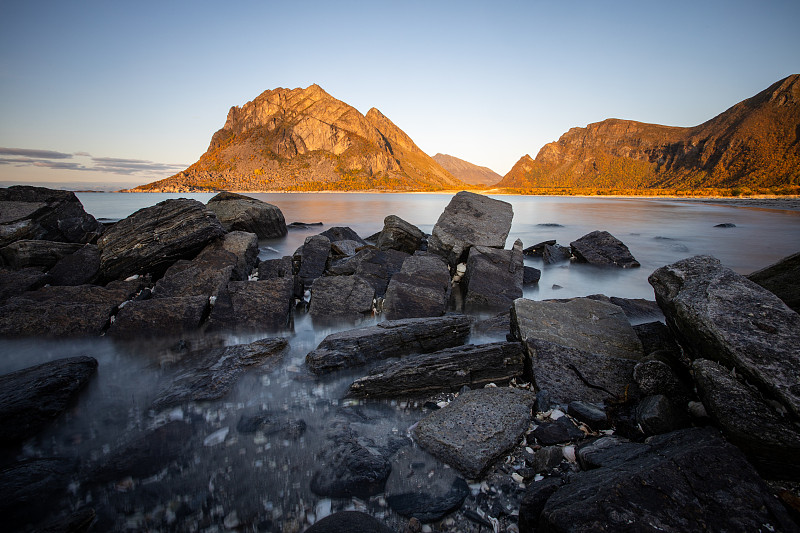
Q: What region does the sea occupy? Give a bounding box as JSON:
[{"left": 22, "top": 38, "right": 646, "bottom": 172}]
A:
[{"left": 2, "top": 192, "right": 799, "bottom": 531}]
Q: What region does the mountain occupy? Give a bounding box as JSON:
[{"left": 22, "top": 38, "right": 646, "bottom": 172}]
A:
[
  {"left": 131, "top": 85, "right": 466, "bottom": 192},
  {"left": 497, "top": 74, "right": 800, "bottom": 192},
  {"left": 432, "top": 153, "right": 502, "bottom": 186}
]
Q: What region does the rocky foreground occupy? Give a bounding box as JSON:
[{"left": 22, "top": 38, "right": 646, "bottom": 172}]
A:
[{"left": 1, "top": 185, "right": 800, "bottom": 532}]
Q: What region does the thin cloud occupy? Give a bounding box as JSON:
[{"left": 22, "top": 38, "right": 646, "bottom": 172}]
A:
[
  {"left": 0, "top": 147, "right": 73, "bottom": 159},
  {"left": 0, "top": 147, "right": 187, "bottom": 177}
]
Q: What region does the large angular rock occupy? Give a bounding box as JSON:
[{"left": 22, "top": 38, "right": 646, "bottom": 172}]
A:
[
  {"left": 542, "top": 243, "right": 572, "bottom": 264},
  {"left": 383, "top": 253, "right": 451, "bottom": 319},
  {"left": 413, "top": 387, "right": 536, "bottom": 478},
  {"left": 353, "top": 248, "right": 409, "bottom": 296},
  {"left": 0, "top": 267, "right": 48, "bottom": 302},
  {"left": 0, "top": 356, "right": 98, "bottom": 446},
  {"left": 305, "top": 314, "right": 471, "bottom": 375},
  {"left": 152, "top": 259, "right": 234, "bottom": 300},
  {"left": 309, "top": 275, "right": 375, "bottom": 320},
  {"left": 534, "top": 428, "right": 798, "bottom": 533},
  {"left": 45, "top": 244, "right": 101, "bottom": 286},
  {"left": 523, "top": 338, "right": 638, "bottom": 404},
  {"left": 427, "top": 191, "right": 513, "bottom": 268},
  {"left": 195, "top": 230, "right": 259, "bottom": 281},
  {"left": 320, "top": 226, "right": 366, "bottom": 245},
  {"left": 97, "top": 198, "right": 225, "bottom": 281},
  {"left": 296, "top": 234, "right": 331, "bottom": 287},
  {"left": 649, "top": 255, "right": 800, "bottom": 418},
  {"left": 107, "top": 295, "right": 209, "bottom": 338},
  {"left": 206, "top": 278, "right": 294, "bottom": 332},
  {"left": 462, "top": 240, "right": 524, "bottom": 312},
  {"left": 258, "top": 256, "right": 293, "bottom": 279},
  {"left": 0, "top": 185, "right": 104, "bottom": 246},
  {"left": 0, "top": 240, "right": 82, "bottom": 270},
  {"left": 347, "top": 341, "right": 525, "bottom": 398},
  {"left": 375, "top": 215, "right": 425, "bottom": 254},
  {"left": 748, "top": 250, "right": 800, "bottom": 313},
  {"left": 692, "top": 358, "right": 800, "bottom": 478},
  {"left": 570, "top": 230, "right": 640, "bottom": 268},
  {"left": 206, "top": 191, "right": 287, "bottom": 238},
  {"left": 511, "top": 297, "right": 643, "bottom": 360},
  {"left": 152, "top": 338, "right": 288, "bottom": 409}
]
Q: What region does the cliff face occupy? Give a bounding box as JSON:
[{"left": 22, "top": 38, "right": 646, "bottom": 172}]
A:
[
  {"left": 498, "top": 75, "right": 800, "bottom": 190},
  {"left": 433, "top": 153, "right": 502, "bottom": 186},
  {"left": 134, "top": 85, "right": 465, "bottom": 192}
]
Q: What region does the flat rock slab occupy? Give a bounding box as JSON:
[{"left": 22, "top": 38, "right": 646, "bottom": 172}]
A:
[
  {"left": 153, "top": 259, "right": 234, "bottom": 300},
  {"left": 427, "top": 191, "right": 513, "bottom": 267},
  {"left": 649, "top": 255, "right": 800, "bottom": 419},
  {"left": 375, "top": 215, "right": 425, "bottom": 254},
  {"left": 413, "top": 387, "right": 536, "bottom": 478},
  {"left": 0, "top": 240, "right": 82, "bottom": 270},
  {"left": 152, "top": 338, "right": 288, "bottom": 409},
  {"left": 570, "top": 230, "right": 640, "bottom": 268},
  {"left": 206, "top": 278, "right": 294, "bottom": 332},
  {"left": 536, "top": 427, "right": 799, "bottom": 533},
  {"left": 206, "top": 191, "right": 287, "bottom": 238},
  {"left": 748, "top": 250, "right": 800, "bottom": 313},
  {"left": 97, "top": 198, "right": 225, "bottom": 281},
  {"left": 305, "top": 314, "right": 471, "bottom": 375},
  {"left": 108, "top": 295, "right": 209, "bottom": 338},
  {"left": 463, "top": 241, "right": 523, "bottom": 312},
  {"left": 383, "top": 253, "right": 451, "bottom": 319},
  {"left": 347, "top": 341, "right": 524, "bottom": 398},
  {"left": 0, "top": 356, "right": 98, "bottom": 446},
  {"left": 511, "top": 297, "right": 643, "bottom": 360},
  {"left": 309, "top": 275, "right": 375, "bottom": 320},
  {"left": 0, "top": 267, "right": 49, "bottom": 302}
]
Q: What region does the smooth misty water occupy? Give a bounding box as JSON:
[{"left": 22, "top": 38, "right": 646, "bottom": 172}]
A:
[{"left": 2, "top": 193, "right": 799, "bottom": 531}]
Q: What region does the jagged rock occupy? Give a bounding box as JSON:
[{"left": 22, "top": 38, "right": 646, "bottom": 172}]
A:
[
  {"left": 108, "top": 295, "right": 209, "bottom": 338},
  {"left": 542, "top": 243, "right": 571, "bottom": 264},
  {"left": 385, "top": 447, "right": 469, "bottom": 522},
  {"left": 570, "top": 230, "right": 640, "bottom": 268},
  {"left": 522, "top": 266, "right": 541, "bottom": 284},
  {"left": 152, "top": 338, "right": 288, "bottom": 409},
  {"left": 309, "top": 275, "right": 375, "bottom": 320},
  {"left": 320, "top": 226, "right": 366, "bottom": 245},
  {"left": 585, "top": 293, "right": 663, "bottom": 321},
  {"left": 236, "top": 412, "right": 306, "bottom": 439},
  {"left": 633, "top": 359, "right": 690, "bottom": 405},
  {"left": 528, "top": 446, "right": 564, "bottom": 474},
  {"left": 636, "top": 394, "right": 687, "bottom": 436},
  {"left": 46, "top": 244, "right": 101, "bottom": 286},
  {"left": 296, "top": 234, "right": 331, "bottom": 287},
  {"left": 536, "top": 428, "right": 798, "bottom": 533},
  {"left": 649, "top": 255, "right": 800, "bottom": 418},
  {"left": 0, "top": 267, "right": 48, "bottom": 302},
  {"left": 0, "top": 185, "right": 104, "bottom": 246},
  {"left": 511, "top": 297, "right": 643, "bottom": 360},
  {"left": 152, "top": 259, "right": 233, "bottom": 299},
  {"left": 714, "top": 222, "right": 736, "bottom": 228},
  {"left": 383, "top": 253, "right": 451, "bottom": 319},
  {"left": 472, "top": 311, "right": 511, "bottom": 337},
  {"left": 532, "top": 417, "right": 585, "bottom": 445},
  {"left": 518, "top": 477, "right": 563, "bottom": 533},
  {"left": 97, "top": 198, "right": 225, "bottom": 281},
  {"left": 427, "top": 191, "right": 513, "bottom": 268},
  {"left": 523, "top": 240, "right": 556, "bottom": 257},
  {"left": 692, "top": 358, "right": 800, "bottom": 478},
  {"left": 258, "top": 256, "right": 293, "bottom": 279},
  {"left": 205, "top": 191, "right": 287, "bottom": 238},
  {"left": 568, "top": 401, "right": 610, "bottom": 430},
  {"left": 330, "top": 239, "right": 363, "bottom": 257},
  {"left": 306, "top": 315, "right": 471, "bottom": 375},
  {"left": 353, "top": 248, "right": 409, "bottom": 296},
  {"left": 310, "top": 430, "right": 392, "bottom": 499},
  {"left": 0, "top": 458, "right": 76, "bottom": 531},
  {"left": 197, "top": 231, "right": 259, "bottom": 281},
  {"left": 0, "top": 281, "right": 143, "bottom": 337},
  {"left": 523, "top": 338, "right": 638, "bottom": 404},
  {"left": 304, "top": 511, "right": 393, "bottom": 533},
  {"left": 463, "top": 240, "right": 523, "bottom": 312},
  {"left": 633, "top": 320, "right": 681, "bottom": 358},
  {"left": 206, "top": 279, "right": 294, "bottom": 332},
  {"left": 575, "top": 436, "right": 647, "bottom": 471},
  {"left": 0, "top": 356, "right": 97, "bottom": 446},
  {"left": 347, "top": 342, "right": 525, "bottom": 398},
  {"left": 0, "top": 240, "right": 82, "bottom": 270},
  {"left": 748, "top": 250, "right": 800, "bottom": 313},
  {"left": 375, "top": 215, "right": 425, "bottom": 254},
  {"left": 413, "top": 387, "right": 536, "bottom": 478}
]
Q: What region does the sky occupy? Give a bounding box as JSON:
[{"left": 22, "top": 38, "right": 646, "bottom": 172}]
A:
[{"left": 1, "top": 0, "right": 798, "bottom": 190}]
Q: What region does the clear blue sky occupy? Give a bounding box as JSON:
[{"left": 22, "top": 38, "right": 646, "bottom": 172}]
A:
[{"left": 1, "top": 0, "right": 798, "bottom": 189}]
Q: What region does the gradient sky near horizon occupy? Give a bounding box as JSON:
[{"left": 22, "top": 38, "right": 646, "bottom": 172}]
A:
[{"left": 1, "top": 0, "right": 799, "bottom": 190}]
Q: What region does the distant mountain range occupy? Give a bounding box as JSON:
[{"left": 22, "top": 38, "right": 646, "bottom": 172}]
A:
[
  {"left": 432, "top": 153, "right": 502, "bottom": 186},
  {"left": 496, "top": 74, "right": 800, "bottom": 192},
  {"left": 131, "top": 76, "right": 799, "bottom": 194},
  {"left": 131, "top": 85, "right": 466, "bottom": 192}
]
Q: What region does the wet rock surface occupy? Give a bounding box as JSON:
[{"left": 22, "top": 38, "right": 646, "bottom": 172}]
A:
[
  {"left": 570, "top": 230, "right": 640, "bottom": 268},
  {"left": 542, "top": 243, "right": 572, "bottom": 264},
  {"left": 462, "top": 240, "right": 524, "bottom": 312},
  {"left": 375, "top": 214, "right": 425, "bottom": 254},
  {"left": 205, "top": 191, "right": 287, "bottom": 238},
  {"left": 309, "top": 275, "right": 375, "bottom": 321},
  {"left": 383, "top": 253, "right": 451, "bottom": 319},
  {"left": 306, "top": 314, "right": 472, "bottom": 374},
  {"left": 206, "top": 278, "right": 294, "bottom": 332},
  {"left": 108, "top": 295, "right": 210, "bottom": 338},
  {"left": 296, "top": 234, "right": 332, "bottom": 287},
  {"left": 0, "top": 356, "right": 98, "bottom": 446}
]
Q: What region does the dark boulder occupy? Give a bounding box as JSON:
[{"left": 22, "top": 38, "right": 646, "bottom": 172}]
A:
[
  {"left": 570, "top": 230, "right": 640, "bottom": 268},
  {"left": 542, "top": 243, "right": 572, "bottom": 264},
  {"left": 568, "top": 401, "right": 610, "bottom": 430},
  {"left": 330, "top": 239, "right": 363, "bottom": 257},
  {"left": 205, "top": 191, "right": 286, "bottom": 238},
  {"left": 0, "top": 267, "right": 49, "bottom": 302},
  {"left": 585, "top": 293, "right": 663, "bottom": 322},
  {"left": 46, "top": 244, "right": 101, "bottom": 286},
  {"left": 353, "top": 248, "right": 409, "bottom": 296},
  {"left": 523, "top": 240, "right": 556, "bottom": 257},
  {"left": 309, "top": 275, "right": 375, "bottom": 321},
  {"left": 206, "top": 279, "right": 294, "bottom": 332},
  {"left": 536, "top": 428, "right": 798, "bottom": 533},
  {"left": 522, "top": 265, "right": 541, "bottom": 284},
  {"left": 152, "top": 338, "right": 288, "bottom": 409},
  {"left": 195, "top": 230, "right": 259, "bottom": 281},
  {"left": 236, "top": 412, "right": 306, "bottom": 439},
  {"left": 305, "top": 314, "right": 471, "bottom": 375},
  {"left": 97, "top": 198, "right": 225, "bottom": 281},
  {"left": 575, "top": 435, "right": 648, "bottom": 470},
  {"left": 633, "top": 359, "right": 691, "bottom": 406},
  {"left": 636, "top": 394, "right": 687, "bottom": 436},
  {"left": 257, "top": 256, "right": 293, "bottom": 279},
  {"left": 347, "top": 341, "right": 525, "bottom": 398},
  {"left": 310, "top": 429, "right": 392, "bottom": 499},
  {"left": 107, "top": 295, "right": 209, "bottom": 338},
  {"left": 375, "top": 215, "right": 425, "bottom": 254},
  {"left": 296, "top": 234, "right": 331, "bottom": 288},
  {"left": 152, "top": 259, "right": 233, "bottom": 300},
  {"left": 462, "top": 240, "right": 524, "bottom": 312},
  {"left": 748, "top": 250, "right": 800, "bottom": 313},
  {"left": 633, "top": 320, "right": 681, "bottom": 358},
  {"left": 427, "top": 191, "right": 513, "bottom": 268},
  {"left": 320, "top": 226, "right": 366, "bottom": 245},
  {"left": 532, "top": 417, "right": 585, "bottom": 445},
  {"left": 0, "top": 185, "right": 103, "bottom": 246},
  {"left": 0, "top": 457, "right": 76, "bottom": 531},
  {"left": 383, "top": 253, "right": 451, "bottom": 319},
  {"left": 304, "top": 511, "right": 393, "bottom": 533},
  {"left": 413, "top": 387, "right": 536, "bottom": 478},
  {"left": 0, "top": 240, "right": 82, "bottom": 270},
  {"left": 0, "top": 356, "right": 98, "bottom": 446},
  {"left": 649, "top": 255, "right": 800, "bottom": 418},
  {"left": 518, "top": 477, "right": 562, "bottom": 533}
]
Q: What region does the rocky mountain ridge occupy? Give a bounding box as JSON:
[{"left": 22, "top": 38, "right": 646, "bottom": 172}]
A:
[
  {"left": 133, "top": 85, "right": 466, "bottom": 192},
  {"left": 432, "top": 153, "right": 502, "bottom": 186},
  {"left": 498, "top": 74, "right": 800, "bottom": 192}
]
